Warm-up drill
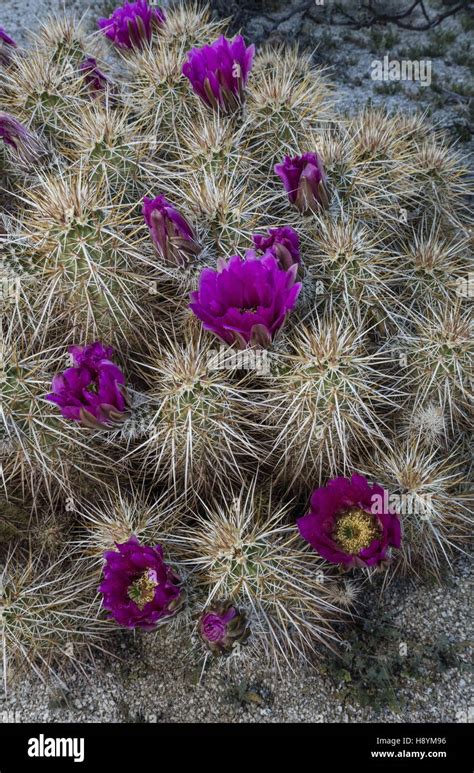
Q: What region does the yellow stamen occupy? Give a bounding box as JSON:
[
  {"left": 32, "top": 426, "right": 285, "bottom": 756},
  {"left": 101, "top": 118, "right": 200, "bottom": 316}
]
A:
[
  {"left": 333, "top": 507, "right": 380, "bottom": 555},
  {"left": 128, "top": 569, "right": 157, "bottom": 610}
]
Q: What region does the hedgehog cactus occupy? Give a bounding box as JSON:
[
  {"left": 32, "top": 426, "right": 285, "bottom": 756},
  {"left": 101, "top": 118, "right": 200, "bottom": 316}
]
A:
[
  {"left": 0, "top": 324, "right": 127, "bottom": 512},
  {"left": 0, "top": 548, "right": 109, "bottom": 687},
  {"left": 0, "top": 2, "right": 472, "bottom": 684},
  {"left": 170, "top": 482, "right": 346, "bottom": 662}
]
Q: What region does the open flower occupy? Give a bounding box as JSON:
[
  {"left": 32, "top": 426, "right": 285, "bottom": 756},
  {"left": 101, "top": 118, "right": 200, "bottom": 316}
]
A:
[
  {"left": 189, "top": 252, "right": 301, "bottom": 348},
  {"left": 45, "top": 342, "right": 128, "bottom": 429},
  {"left": 79, "top": 57, "right": 112, "bottom": 94},
  {"left": 0, "top": 113, "right": 41, "bottom": 161},
  {"left": 298, "top": 474, "right": 401, "bottom": 568},
  {"left": 98, "top": 0, "right": 165, "bottom": 50},
  {"left": 275, "top": 152, "right": 329, "bottom": 214},
  {"left": 199, "top": 601, "right": 250, "bottom": 655},
  {"left": 182, "top": 35, "right": 255, "bottom": 112},
  {"left": 253, "top": 226, "right": 300, "bottom": 270},
  {"left": 0, "top": 27, "right": 16, "bottom": 66},
  {"left": 99, "top": 536, "right": 182, "bottom": 629},
  {"left": 143, "top": 195, "right": 200, "bottom": 265}
]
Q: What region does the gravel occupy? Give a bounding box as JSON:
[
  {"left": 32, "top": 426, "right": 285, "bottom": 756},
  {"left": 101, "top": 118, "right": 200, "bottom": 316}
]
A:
[
  {"left": 1, "top": 0, "right": 105, "bottom": 43},
  {"left": 1, "top": 557, "right": 472, "bottom": 723}
]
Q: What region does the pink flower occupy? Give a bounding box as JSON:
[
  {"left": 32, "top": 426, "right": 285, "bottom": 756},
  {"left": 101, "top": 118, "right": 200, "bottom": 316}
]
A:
[
  {"left": 45, "top": 342, "right": 128, "bottom": 429},
  {"left": 190, "top": 252, "right": 301, "bottom": 348},
  {"left": 182, "top": 35, "right": 255, "bottom": 112},
  {"left": 99, "top": 536, "right": 182, "bottom": 629},
  {"left": 98, "top": 1, "right": 165, "bottom": 50},
  {"left": 275, "top": 152, "right": 329, "bottom": 214},
  {"left": 298, "top": 474, "right": 401, "bottom": 568},
  {"left": 253, "top": 226, "right": 300, "bottom": 270}
]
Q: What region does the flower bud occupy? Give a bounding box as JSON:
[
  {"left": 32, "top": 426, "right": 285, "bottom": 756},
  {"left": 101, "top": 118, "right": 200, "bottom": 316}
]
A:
[
  {"left": 0, "top": 113, "right": 42, "bottom": 162},
  {"left": 0, "top": 27, "right": 16, "bottom": 67},
  {"left": 143, "top": 195, "right": 200, "bottom": 266},
  {"left": 199, "top": 601, "right": 250, "bottom": 655},
  {"left": 182, "top": 35, "right": 255, "bottom": 112},
  {"left": 275, "top": 152, "right": 329, "bottom": 214},
  {"left": 45, "top": 342, "right": 129, "bottom": 429},
  {"left": 79, "top": 57, "right": 113, "bottom": 96},
  {"left": 253, "top": 226, "right": 300, "bottom": 270},
  {"left": 98, "top": 1, "right": 166, "bottom": 50}
]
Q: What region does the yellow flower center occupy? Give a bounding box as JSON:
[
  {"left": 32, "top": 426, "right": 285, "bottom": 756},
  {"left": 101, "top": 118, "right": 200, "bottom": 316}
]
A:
[
  {"left": 333, "top": 507, "right": 380, "bottom": 555},
  {"left": 128, "top": 569, "right": 157, "bottom": 610}
]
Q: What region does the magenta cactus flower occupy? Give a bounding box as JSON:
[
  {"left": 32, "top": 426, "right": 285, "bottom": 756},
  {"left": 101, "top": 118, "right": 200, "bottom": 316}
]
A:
[
  {"left": 98, "top": 0, "right": 165, "bottom": 50},
  {"left": 68, "top": 341, "right": 116, "bottom": 371},
  {"left": 298, "top": 474, "right": 401, "bottom": 569},
  {"left": 0, "top": 113, "right": 40, "bottom": 161},
  {"left": 79, "top": 57, "right": 111, "bottom": 94},
  {"left": 189, "top": 252, "right": 301, "bottom": 348},
  {"left": 0, "top": 27, "right": 16, "bottom": 66},
  {"left": 199, "top": 601, "right": 250, "bottom": 655},
  {"left": 0, "top": 113, "right": 26, "bottom": 150},
  {"left": 0, "top": 27, "right": 16, "bottom": 47},
  {"left": 99, "top": 536, "right": 182, "bottom": 629},
  {"left": 45, "top": 342, "right": 128, "bottom": 429},
  {"left": 182, "top": 35, "right": 255, "bottom": 112},
  {"left": 275, "top": 152, "right": 329, "bottom": 214},
  {"left": 253, "top": 226, "right": 300, "bottom": 270},
  {"left": 143, "top": 195, "right": 200, "bottom": 266}
]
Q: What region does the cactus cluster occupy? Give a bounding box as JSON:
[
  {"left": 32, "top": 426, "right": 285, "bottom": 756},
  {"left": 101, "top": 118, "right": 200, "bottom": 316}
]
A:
[{"left": 0, "top": 2, "right": 472, "bottom": 686}]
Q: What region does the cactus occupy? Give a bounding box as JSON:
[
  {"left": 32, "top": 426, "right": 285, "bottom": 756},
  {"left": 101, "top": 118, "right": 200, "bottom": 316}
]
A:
[
  {"left": 74, "top": 480, "right": 181, "bottom": 563},
  {"left": 0, "top": 321, "right": 127, "bottom": 511},
  {"left": 264, "top": 314, "right": 399, "bottom": 487},
  {"left": 0, "top": 2, "right": 471, "bottom": 683},
  {"left": 127, "top": 328, "right": 262, "bottom": 496},
  {"left": 362, "top": 442, "right": 472, "bottom": 580},
  {"left": 0, "top": 547, "right": 108, "bottom": 688},
  {"left": 396, "top": 302, "right": 472, "bottom": 430},
  {"left": 170, "top": 481, "right": 346, "bottom": 665}
]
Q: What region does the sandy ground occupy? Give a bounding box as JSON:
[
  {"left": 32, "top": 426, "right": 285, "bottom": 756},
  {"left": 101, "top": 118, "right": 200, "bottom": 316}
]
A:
[{"left": 0, "top": 558, "right": 471, "bottom": 723}]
